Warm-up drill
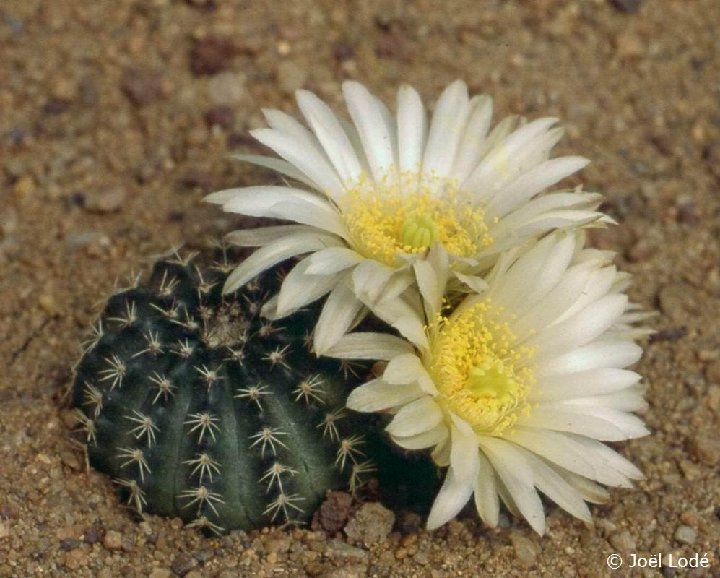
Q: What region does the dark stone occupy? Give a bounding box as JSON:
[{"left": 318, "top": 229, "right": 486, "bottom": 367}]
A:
[
  {"left": 190, "top": 35, "right": 235, "bottom": 76},
  {"left": 43, "top": 99, "right": 69, "bottom": 115},
  {"left": 609, "top": 0, "right": 642, "bottom": 13},
  {"left": 649, "top": 326, "right": 687, "bottom": 343},
  {"left": 333, "top": 42, "right": 355, "bottom": 62},
  {"left": 204, "top": 105, "right": 235, "bottom": 130},
  {"left": 121, "top": 68, "right": 164, "bottom": 107}
]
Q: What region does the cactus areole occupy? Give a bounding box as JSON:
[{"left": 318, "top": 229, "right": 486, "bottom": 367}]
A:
[{"left": 71, "top": 252, "right": 372, "bottom": 533}]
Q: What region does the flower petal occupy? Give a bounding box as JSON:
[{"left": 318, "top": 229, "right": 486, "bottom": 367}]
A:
[
  {"left": 275, "top": 258, "right": 341, "bottom": 316},
  {"left": 386, "top": 397, "right": 444, "bottom": 437},
  {"left": 478, "top": 437, "right": 546, "bottom": 535},
  {"left": 473, "top": 450, "right": 500, "bottom": 528},
  {"left": 396, "top": 84, "right": 427, "bottom": 174},
  {"left": 313, "top": 282, "right": 366, "bottom": 355},
  {"left": 224, "top": 231, "right": 342, "bottom": 293},
  {"left": 305, "top": 247, "right": 365, "bottom": 275},
  {"left": 324, "top": 332, "right": 415, "bottom": 360},
  {"left": 252, "top": 128, "right": 344, "bottom": 199},
  {"left": 296, "top": 89, "right": 363, "bottom": 186},
  {"left": 393, "top": 422, "right": 449, "bottom": 450},
  {"left": 346, "top": 379, "right": 425, "bottom": 413},
  {"left": 427, "top": 463, "right": 478, "bottom": 531},
  {"left": 343, "top": 81, "right": 396, "bottom": 182},
  {"left": 422, "top": 80, "right": 470, "bottom": 180}
]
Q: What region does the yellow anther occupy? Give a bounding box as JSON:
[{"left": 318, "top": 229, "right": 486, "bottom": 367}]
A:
[
  {"left": 339, "top": 172, "right": 492, "bottom": 266},
  {"left": 427, "top": 300, "right": 534, "bottom": 436}
]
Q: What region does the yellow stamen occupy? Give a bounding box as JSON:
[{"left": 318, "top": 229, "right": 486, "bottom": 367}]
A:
[
  {"left": 339, "top": 172, "right": 492, "bottom": 266},
  {"left": 427, "top": 300, "right": 534, "bottom": 436}
]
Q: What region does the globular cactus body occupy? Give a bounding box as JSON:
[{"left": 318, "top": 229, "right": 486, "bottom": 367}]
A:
[{"left": 71, "top": 253, "right": 371, "bottom": 533}]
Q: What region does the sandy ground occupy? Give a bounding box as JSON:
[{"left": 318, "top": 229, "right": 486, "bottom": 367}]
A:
[{"left": 1, "top": 0, "right": 720, "bottom": 576}]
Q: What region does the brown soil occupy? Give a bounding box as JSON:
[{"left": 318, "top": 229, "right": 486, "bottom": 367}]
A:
[{"left": 1, "top": 1, "right": 720, "bottom": 577}]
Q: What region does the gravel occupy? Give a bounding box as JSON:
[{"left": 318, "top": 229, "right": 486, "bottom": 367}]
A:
[{"left": 2, "top": 0, "right": 720, "bottom": 576}]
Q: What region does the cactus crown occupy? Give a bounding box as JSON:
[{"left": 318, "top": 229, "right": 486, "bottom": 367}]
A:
[{"left": 71, "top": 250, "right": 373, "bottom": 533}]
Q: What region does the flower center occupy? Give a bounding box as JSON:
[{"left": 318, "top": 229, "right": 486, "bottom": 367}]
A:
[
  {"left": 339, "top": 173, "right": 492, "bottom": 266},
  {"left": 427, "top": 300, "right": 534, "bottom": 435},
  {"left": 401, "top": 213, "right": 438, "bottom": 250}
]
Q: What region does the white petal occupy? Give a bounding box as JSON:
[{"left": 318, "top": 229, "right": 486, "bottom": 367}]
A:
[
  {"left": 275, "top": 259, "right": 341, "bottom": 316},
  {"left": 225, "top": 224, "right": 313, "bottom": 247},
  {"left": 352, "top": 260, "right": 396, "bottom": 304},
  {"left": 422, "top": 80, "right": 470, "bottom": 180},
  {"left": 487, "top": 233, "right": 576, "bottom": 316},
  {"left": 519, "top": 405, "right": 649, "bottom": 441},
  {"left": 393, "top": 422, "right": 449, "bottom": 450},
  {"left": 263, "top": 108, "right": 317, "bottom": 144},
  {"left": 305, "top": 247, "right": 365, "bottom": 275},
  {"left": 346, "top": 379, "right": 425, "bottom": 413},
  {"left": 384, "top": 353, "right": 438, "bottom": 395},
  {"left": 485, "top": 156, "right": 590, "bottom": 220},
  {"left": 463, "top": 117, "right": 559, "bottom": 198},
  {"left": 252, "top": 128, "right": 345, "bottom": 199},
  {"left": 414, "top": 248, "right": 448, "bottom": 319},
  {"left": 520, "top": 450, "right": 592, "bottom": 523},
  {"left": 343, "top": 81, "right": 395, "bottom": 182},
  {"left": 368, "top": 296, "right": 430, "bottom": 353},
  {"left": 449, "top": 418, "right": 480, "bottom": 483},
  {"left": 451, "top": 95, "right": 493, "bottom": 183},
  {"left": 454, "top": 272, "right": 489, "bottom": 294},
  {"left": 528, "top": 368, "right": 641, "bottom": 402},
  {"left": 473, "top": 450, "right": 499, "bottom": 528},
  {"left": 478, "top": 437, "right": 546, "bottom": 535},
  {"left": 215, "top": 186, "right": 347, "bottom": 237},
  {"left": 228, "top": 153, "right": 317, "bottom": 189},
  {"left": 396, "top": 85, "right": 427, "bottom": 173},
  {"left": 528, "top": 295, "right": 628, "bottom": 357},
  {"left": 507, "top": 428, "right": 634, "bottom": 488},
  {"left": 559, "top": 471, "right": 611, "bottom": 504},
  {"left": 313, "top": 283, "right": 365, "bottom": 355},
  {"left": 324, "top": 332, "right": 415, "bottom": 360},
  {"left": 536, "top": 340, "right": 643, "bottom": 376},
  {"left": 386, "top": 397, "right": 444, "bottom": 437},
  {"left": 427, "top": 464, "right": 478, "bottom": 530},
  {"left": 497, "top": 192, "right": 603, "bottom": 232},
  {"left": 223, "top": 232, "right": 342, "bottom": 293},
  {"left": 296, "top": 89, "right": 363, "bottom": 186}
]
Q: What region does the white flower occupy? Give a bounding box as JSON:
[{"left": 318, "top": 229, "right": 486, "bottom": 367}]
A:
[
  {"left": 346, "top": 232, "right": 650, "bottom": 534},
  {"left": 206, "top": 80, "right": 608, "bottom": 355}
]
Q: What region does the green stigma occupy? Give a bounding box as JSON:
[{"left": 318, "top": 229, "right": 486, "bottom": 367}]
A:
[
  {"left": 400, "top": 214, "right": 438, "bottom": 250},
  {"left": 466, "top": 362, "right": 516, "bottom": 400}
]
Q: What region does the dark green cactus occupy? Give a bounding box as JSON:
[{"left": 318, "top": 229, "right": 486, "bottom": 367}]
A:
[{"left": 71, "top": 250, "right": 373, "bottom": 533}]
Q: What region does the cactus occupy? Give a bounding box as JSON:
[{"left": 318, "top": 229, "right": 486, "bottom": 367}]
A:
[{"left": 70, "top": 250, "right": 374, "bottom": 533}]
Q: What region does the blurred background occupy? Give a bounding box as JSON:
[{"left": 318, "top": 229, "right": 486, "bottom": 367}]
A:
[{"left": 1, "top": 1, "right": 719, "bottom": 576}]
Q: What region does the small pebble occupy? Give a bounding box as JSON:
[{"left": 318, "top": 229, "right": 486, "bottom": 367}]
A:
[
  {"left": 102, "top": 530, "right": 123, "bottom": 551},
  {"left": 276, "top": 60, "right": 307, "bottom": 94},
  {"left": 690, "top": 434, "right": 720, "bottom": 466},
  {"left": 674, "top": 525, "right": 696, "bottom": 545},
  {"left": 325, "top": 540, "right": 368, "bottom": 561},
  {"left": 344, "top": 502, "right": 395, "bottom": 547},
  {"left": 313, "top": 491, "right": 353, "bottom": 534},
  {"left": 121, "top": 68, "right": 164, "bottom": 107},
  {"left": 82, "top": 185, "right": 126, "bottom": 213},
  {"left": 149, "top": 569, "right": 172, "bottom": 578},
  {"left": 609, "top": 530, "right": 636, "bottom": 553},
  {"left": 510, "top": 532, "right": 540, "bottom": 568},
  {"left": 207, "top": 71, "right": 246, "bottom": 105}
]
